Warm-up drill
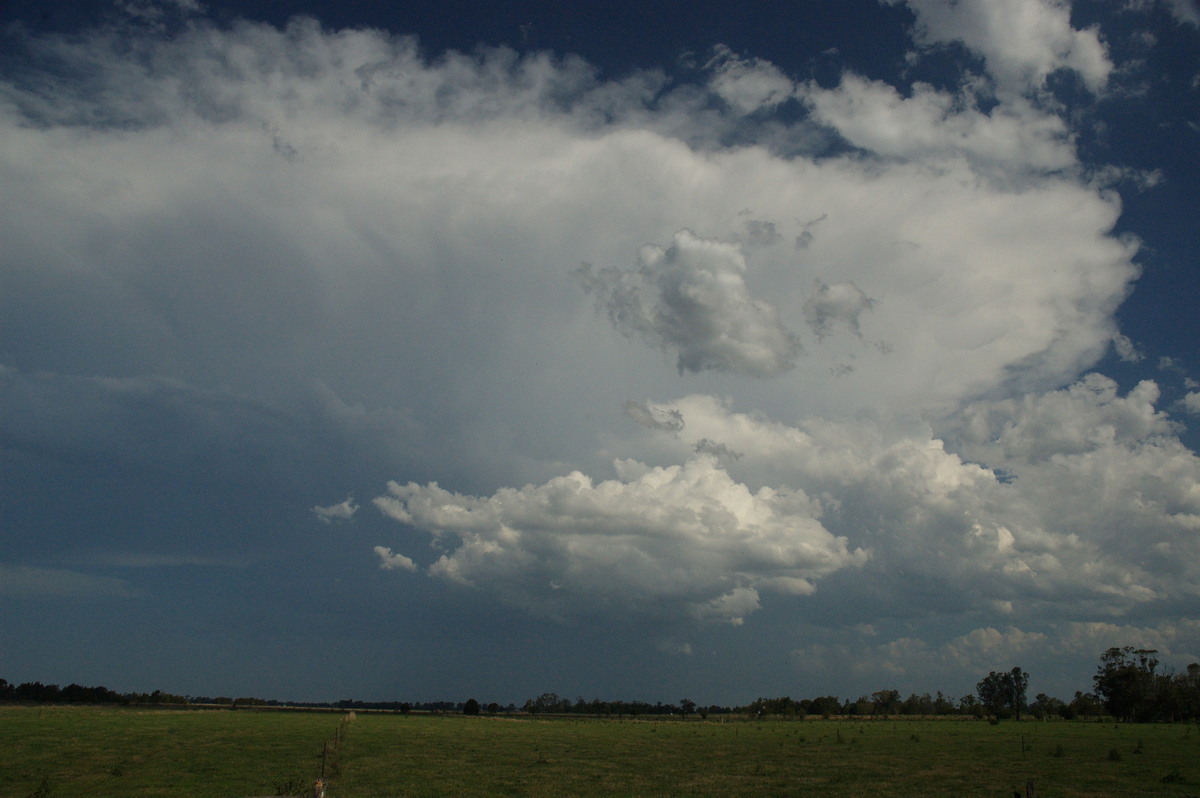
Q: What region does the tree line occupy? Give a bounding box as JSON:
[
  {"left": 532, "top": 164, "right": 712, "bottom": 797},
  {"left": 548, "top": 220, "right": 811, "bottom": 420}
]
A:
[
  {"left": 5, "top": 646, "right": 1199, "bottom": 723},
  {"left": 512, "top": 647, "right": 1200, "bottom": 723}
]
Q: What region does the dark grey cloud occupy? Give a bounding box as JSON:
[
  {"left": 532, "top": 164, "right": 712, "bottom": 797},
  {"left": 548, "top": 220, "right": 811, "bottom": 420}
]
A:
[{"left": 803, "top": 279, "right": 877, "bottom": 341}]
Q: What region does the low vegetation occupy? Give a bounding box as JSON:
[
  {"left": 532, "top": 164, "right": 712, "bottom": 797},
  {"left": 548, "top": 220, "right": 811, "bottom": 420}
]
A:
[
  {"left": 2, "top": 705, "right": 1199, "bottom": 797},
  {"left": 4, "top": 647, "right": 1200, "bottom": 796}
]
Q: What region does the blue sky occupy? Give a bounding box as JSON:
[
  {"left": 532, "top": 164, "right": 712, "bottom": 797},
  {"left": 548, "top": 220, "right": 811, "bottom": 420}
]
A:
[{"left": 1, "top": 0, "right": 1198, "bottom": 706}]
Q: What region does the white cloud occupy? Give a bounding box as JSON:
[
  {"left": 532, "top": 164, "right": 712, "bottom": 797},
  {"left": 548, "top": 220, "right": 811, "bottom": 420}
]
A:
[
  {"left": 1182, "top": 392, "right": 1200, "bottom": 414},
  {"left": 0, "top": 564, "right": 139, "bottom": 599},
  {"left": 373, "top": 546, "right": 417, "bottom": 572},
  {"left": 373, "top": 456, "right": 866, "bottom": 622},
  {"left": 313, "top": 496, "right": 359, "bottom": 524},
  {"left": 578, "top": 230, "right": 803, "bottom": 377},
  {"left": 1113, "top": 332, "right": 1144, "bottom": 362},
  {"left": 705, "top": 45, "right": 796, "bottom": 115},
  {"left": 606, "top": 381, "right": 1200, "bottom": 619},
  {"left": 803, "top": 74, "right": 1077, "bottom": 172},
  {"left": 888, "top": 0, "right": 1112, "bottom": 95}
]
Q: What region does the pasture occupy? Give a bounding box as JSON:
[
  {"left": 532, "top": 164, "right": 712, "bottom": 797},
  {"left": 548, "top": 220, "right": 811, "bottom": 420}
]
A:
[{"left": 2, "top": 705, "right": 1198, "bottom": 796}]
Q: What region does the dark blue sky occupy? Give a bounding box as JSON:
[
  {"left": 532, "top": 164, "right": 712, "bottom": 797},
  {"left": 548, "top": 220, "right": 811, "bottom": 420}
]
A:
[{"left": 1, "top": 0, "right": 1198, "bottom": 705}]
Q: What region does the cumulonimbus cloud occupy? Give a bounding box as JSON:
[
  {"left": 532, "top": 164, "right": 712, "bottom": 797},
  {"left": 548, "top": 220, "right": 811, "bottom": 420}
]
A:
[{"left": 1, "top": 7, "right": 1186, "bottom": 667}]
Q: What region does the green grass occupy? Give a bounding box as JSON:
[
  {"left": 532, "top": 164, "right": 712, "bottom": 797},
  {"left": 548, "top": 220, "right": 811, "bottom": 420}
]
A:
[
  {"left": 0, "top": 705, "right": 336, "bottom": 797},
  {"left": 2, "top": 706, "right": 1199, "bottom": 797}
]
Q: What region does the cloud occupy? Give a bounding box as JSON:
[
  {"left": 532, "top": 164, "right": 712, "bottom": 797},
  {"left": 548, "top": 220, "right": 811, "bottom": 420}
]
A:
[
  {"left": 373, "top": 546, "right": 417, "bottom": 572},
  {"left": 624, "top": 399, "right": 685, "bottom": 434},
  {"left": 0, "top": 8, "right": 1184, "bottom": 695},
  {"left": 605, "top": 381, "right": 1200, "bottom": 621},
  {"left": 803, "top": 280, "right": 876, "bottom": 341},
  {"left": 705, "top": 45, "right": 796, "bottom": 115},
  {"left": 373, "top": 456, "right": 867, "bottom": 622},
  {"left": 1182, "top": 392, "right": 1200, "bottom": 414},
  {"left": 578, "top": 230, "right": 804, "bottom": 377},
  {"left": 788, "top": 618, "right": 1200, "bottom": 695},
  {"left": 87, "top": 552, "right": 247, "bottom": 568},
  {"left": 0, "top": 564, "right": 139, "bottom": 599},
  {"left": 1113, "top": 332, "right": 1144, "bottom": 362},
  {"left": 1163, "top": 0, "right": 1200, "bottom": 26},
  {"left": 887, "top": 0, "right": 1112, "bottom": 95},
  {"left": 802, "top": 74, "right": 1077, "bottom": 173},
  {"left": 313, "top": 496, "right": 359, "bottom": 524}
]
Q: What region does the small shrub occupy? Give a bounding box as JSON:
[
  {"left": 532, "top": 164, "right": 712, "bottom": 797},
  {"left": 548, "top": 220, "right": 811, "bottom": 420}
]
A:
[
  {"left": 1051, "top": 744, "right": 1065, "bottom": 758},
  {"left": 1162, "top": 768, "right": 1187, "bottom": 784},
  {"left": 1107, "top": 748, "right": 1122, "bottom": 762},
  {"left": 273, "top": 775, "right": 310, "bottom": 794}
]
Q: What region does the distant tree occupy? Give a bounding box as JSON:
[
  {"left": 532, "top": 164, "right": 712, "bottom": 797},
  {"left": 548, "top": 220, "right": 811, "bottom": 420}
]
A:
[
  {"left": 976, "top": 667, "right": 1029, "bottom": 720},
  {"left": 524, "top": 692, "right": 568, "bottom": 714},
  {"left": 1066, "top": 690, "right": 1102, "bottom": 718},
  {"left": 1172, "top": 663, "right": 1200, "bottom": 721},
  {"left": 462, "top": 698, "right": 480, "bottom": 716},
  {"left": 871, "top": 689, "right": 901, "bottom": 717},
  {"left": 808, "top": 695, "right": 841, "bottom": 717},
  {"left": 1028, "top": 693, "right": 1065, "bottom": 720},
  {"left": 16, "top": 682, "right": 61, "bottom": 703},
  {"left": 901, "top": 692, "right": 934, "bottom": 715},
  {"left": 679, "top": 698, "right": 696, "bottom": 716},
  {"left": 1093, "top": 646, "right": 1168, "bottom": 722}
]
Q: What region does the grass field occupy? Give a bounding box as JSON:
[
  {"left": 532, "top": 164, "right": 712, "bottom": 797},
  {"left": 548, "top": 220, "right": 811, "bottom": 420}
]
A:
[{"left": 2, "top": 705, "right": 1199, "bottom": 797}]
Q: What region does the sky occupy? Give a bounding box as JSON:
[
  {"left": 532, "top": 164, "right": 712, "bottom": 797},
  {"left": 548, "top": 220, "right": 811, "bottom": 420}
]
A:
[{"left": 1, "top": 0, "right": 1198, "bottom": 707}]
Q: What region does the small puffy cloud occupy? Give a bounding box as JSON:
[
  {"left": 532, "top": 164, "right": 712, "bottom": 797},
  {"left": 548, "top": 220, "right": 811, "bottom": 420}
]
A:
[
  {"left": 740, "top": 219, "right": 782, "bottom": 248},
  {"left": 1113, "top": 332, "right": 1144, "bottom": 362},
  {"left": 705, "top": 45, "right": 796, "bottom": 115},
  {"left": 373, "top": 546, "right": 417, "bottom": 572},
  {"left": 578, "top": 230, "right": 803, "bottom": 377},
  {"left": 374, "top": 455, "right": 867, "bottom": 622},
  {"left": 312, "top": 496, "right": 359, "bottom": 524},
  {"left": 803, "top": 279, "right": 876, "bottom": 341},
  {"left": 889, "top": 0, "right": 1112, "bottom": 95},
  {"left": 624, "top": 399, "right": 685, "bottom": 434},
  {"left": 1182, "top": 392, "right": 1200, "bottom": 414}
]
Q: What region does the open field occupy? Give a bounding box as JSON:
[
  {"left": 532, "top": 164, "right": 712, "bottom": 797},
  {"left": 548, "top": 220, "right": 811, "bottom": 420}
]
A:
[{"left": 2, "top": 706, "right": 1199, "bottom": 797}]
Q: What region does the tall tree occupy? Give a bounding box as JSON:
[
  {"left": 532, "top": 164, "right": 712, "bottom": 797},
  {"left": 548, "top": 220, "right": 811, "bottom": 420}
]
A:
[
  {"left": 976, "top": 667, "right": 1029, "bottom": 720},
  {"left": 1093, "top": 646, "right": 1164, "bottom": 722}
]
